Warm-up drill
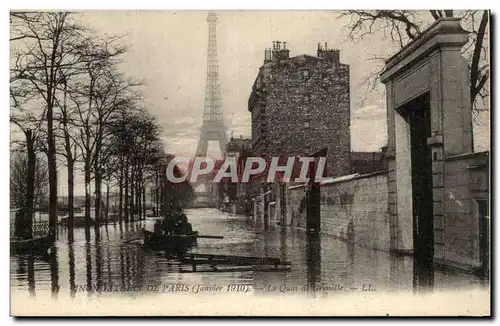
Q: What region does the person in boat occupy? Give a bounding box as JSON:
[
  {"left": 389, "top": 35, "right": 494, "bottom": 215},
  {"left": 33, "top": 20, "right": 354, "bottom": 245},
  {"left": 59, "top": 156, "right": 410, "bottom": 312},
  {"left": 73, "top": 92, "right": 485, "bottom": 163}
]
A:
[
  {"left": 171, "top": 207, "right": 193, "bottom": 235},
  {"left": 159, "top": 202, "right": 181, "bottom": 234},
  {"left": 173, "top": 214, "right": 193, "bottom": 235},
  {"left": 153, "top": 219, "right": 163, "bottom": 235},
  {"left": 161, "top": 213, "right": 176, "bottom": 235}
]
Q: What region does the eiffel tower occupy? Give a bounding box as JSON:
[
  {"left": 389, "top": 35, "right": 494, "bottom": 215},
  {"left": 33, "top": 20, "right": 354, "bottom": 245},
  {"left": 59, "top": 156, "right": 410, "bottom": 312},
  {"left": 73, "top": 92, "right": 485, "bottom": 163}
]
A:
[{"left": 195, "top": 11, "right": 228, "bottom": 158}]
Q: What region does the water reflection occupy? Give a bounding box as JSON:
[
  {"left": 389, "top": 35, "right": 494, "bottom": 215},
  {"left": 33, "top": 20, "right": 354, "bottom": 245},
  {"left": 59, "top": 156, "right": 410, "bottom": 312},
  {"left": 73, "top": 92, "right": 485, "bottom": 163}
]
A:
[
  {"left": 85, "top": 240, "right": 92, "bottom": 295},
  {"left": 27, "top": 255, "right": 35, "bottom": 297},
  {"left": 95, "top": 231, "right": 103, "bottom": 290},
  {"left": 49, "top": 247, "right": 59, "bottom": 298},
  {"left": 68, "top": 241, "right": 76, "bottom": 297},
  {"left": 10, "top": 209, "right": 486, "bottom": 298},
  {"left": 413, "top": 259, "right": 435, "bottom": 293},
  {"left": 306, "top": 234, "right": 321, "bottom": 289}
]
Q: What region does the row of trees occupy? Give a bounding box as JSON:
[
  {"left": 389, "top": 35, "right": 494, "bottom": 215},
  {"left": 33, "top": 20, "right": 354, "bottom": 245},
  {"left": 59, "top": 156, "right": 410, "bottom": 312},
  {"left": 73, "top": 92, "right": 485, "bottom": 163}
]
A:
[{"left": 10, "top": 12, "right": 188, "bottom": 238}]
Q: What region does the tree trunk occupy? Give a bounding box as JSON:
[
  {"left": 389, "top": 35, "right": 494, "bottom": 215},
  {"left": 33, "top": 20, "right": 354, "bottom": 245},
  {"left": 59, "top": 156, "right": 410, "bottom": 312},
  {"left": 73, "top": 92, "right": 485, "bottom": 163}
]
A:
[
  {"left": 47, "top": 104, "right": 58, "bottom": 239},
  {"left": 94, "top": 118, "right": 104, "bottom": 228},
  {"left": 124, "top": 158, "right": 129, "bottom": 223},
  {"left": 118, "top": 157, "right": 124, "bottom": 222},
  {"left": 135, "top": 185, "right": 140, "bottom": 220},
  {"left": 105, "top": 181, "right": 110, "bottom": 224},
  {"left": 84, "top": 159, "right": 91, "bottom": 228},
  {"left": 155, "top": 168, "right": 159, "bottom": 216},
  {"left": 67, "top": 159, "right": 74, "bottom": 231},
  {"left": 24, "top": 130, "right": 36, "bottom": 239},
  {"left": 136, "top": 178, "right": 141, "bottom": 221},
  {"left": 130, "top": 166, "right": 135, "bottom": 222},
  {"left": 142, "top": 186, "right": 146, "bottom": 220},
  {"left": 137, "top": 183, "right": 141, "bottom": 220},
  {"left": 94, "top": 158, "right": 101, "bottom": 227},
  {"left": 160, "top": 176, "right": 166, "bottom": 217},
  {"left": 62, "top": 83, "right": 74, "bottom": 232}
]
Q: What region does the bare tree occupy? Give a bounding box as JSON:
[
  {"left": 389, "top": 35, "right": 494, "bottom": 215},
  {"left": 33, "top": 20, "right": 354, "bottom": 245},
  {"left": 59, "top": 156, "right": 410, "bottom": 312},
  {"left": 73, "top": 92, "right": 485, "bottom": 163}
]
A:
[
  {"left": 341, "top": 10, "right": 489, "bottom": 113},
  {"left": 10, "top": 55, "right": 47, "bottom": 238},
  {"left": 10, "top": 11, "right": 172, "bottom": 232},
  {"left": 10, "top": 152, "right": 48, "bottom": 238},
  {"left": 10, "top": 12, "right": 86, "bottom": 237},
  {"left": 53, "top": 71, "right": 81, "bottom": 231},
  {"left": 92, "top": 71, "right": 139, "bottom": 226},
  {"left": 70, "top": 73, "right": 139, "bottom": 226},
  {"left": 63, "top": 34, "right": 129, "bottom": 227},
  {"left": 106, "top": 107, "right": 172, "bottom": 221}
]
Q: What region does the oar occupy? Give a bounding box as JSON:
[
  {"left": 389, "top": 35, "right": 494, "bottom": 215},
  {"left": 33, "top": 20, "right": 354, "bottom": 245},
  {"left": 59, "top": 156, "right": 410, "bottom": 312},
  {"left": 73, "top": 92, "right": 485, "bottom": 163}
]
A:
[
  {"left": 197, "top": 235, "right": 224, "bottom": 239},
  {"left": 123, "top": 237, "right": 143, "bottom": 243}
]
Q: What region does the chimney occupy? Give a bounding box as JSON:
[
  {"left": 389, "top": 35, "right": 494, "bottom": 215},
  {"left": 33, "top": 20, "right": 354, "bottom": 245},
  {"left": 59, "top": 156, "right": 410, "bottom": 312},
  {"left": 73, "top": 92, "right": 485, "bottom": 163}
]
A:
[
  {"left": 264, "top": 48, "right": 272, "bottom": 63},
  {"left": 317, "top": 42, "right": 340, "bottom": 65},
  {"left": 317, "top": 42, "right": 323, "bottom": 57},
  {"left": 271, "top": 40, "right": 289, "bottom": 61}
]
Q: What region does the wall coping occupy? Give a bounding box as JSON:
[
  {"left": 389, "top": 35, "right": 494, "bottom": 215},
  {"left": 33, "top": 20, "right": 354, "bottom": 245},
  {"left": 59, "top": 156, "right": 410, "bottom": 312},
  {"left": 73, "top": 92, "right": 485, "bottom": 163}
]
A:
[
  {"left": 380, "top": 18, "right": 469, "bottom": 83},
  {"left": 445, "top": 151, "right": 489, "bottom": 161},
  {"left": 320, "top": 170, "right": 388, "bottom": 187},
  {"left": 287, "top": 184, "right": 305, "bottom": 190},
  {"left": 287, "top": 170, "right": 388, "bottom": 191}
]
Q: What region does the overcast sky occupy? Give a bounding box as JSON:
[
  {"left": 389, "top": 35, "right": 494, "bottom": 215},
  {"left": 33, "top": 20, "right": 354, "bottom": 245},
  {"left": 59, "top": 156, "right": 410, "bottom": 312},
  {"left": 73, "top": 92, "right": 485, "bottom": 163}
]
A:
[
  {"left": 78, "top": 11, "right": 489, "bottom": 157},
  {"left": 14, "top": 10, "right": 489, "bottom": 196},
  {"left": 76, "top": 11, "right": 401, "bottom": 157}
]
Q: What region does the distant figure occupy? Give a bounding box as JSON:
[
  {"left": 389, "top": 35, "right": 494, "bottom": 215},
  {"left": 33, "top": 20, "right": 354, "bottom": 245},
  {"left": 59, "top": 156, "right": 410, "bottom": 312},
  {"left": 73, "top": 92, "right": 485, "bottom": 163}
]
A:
[
  {"left": 153, "top": 219, "right": 163, "bottom": 236},
  {"left": 244, "top": 198, "right": 251, "bottom": 216},
  {"left": 223, "top": 195, "right": 230, "bottom": 212}
]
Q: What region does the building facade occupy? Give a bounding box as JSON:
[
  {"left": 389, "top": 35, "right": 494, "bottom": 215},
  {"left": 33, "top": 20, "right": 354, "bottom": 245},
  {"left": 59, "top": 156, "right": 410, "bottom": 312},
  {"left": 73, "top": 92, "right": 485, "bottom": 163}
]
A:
[
  {"left": 219, "top": 135, "right": 253, "bottom": 214},
  {"left": 248, "top": 41, "right": 351, "bottom": 178},
  {"left": 223, "top": 135, "right": 252, "bottom": 200}
]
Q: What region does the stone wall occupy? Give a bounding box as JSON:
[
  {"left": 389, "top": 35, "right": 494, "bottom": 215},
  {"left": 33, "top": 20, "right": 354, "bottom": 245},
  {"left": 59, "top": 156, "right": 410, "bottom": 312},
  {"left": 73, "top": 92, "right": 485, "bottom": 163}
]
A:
[
  {"left": 320, "top": 172, "right": 390, "bottom": 251},
  {"left": 253, "top": 195, "right": 265, "bottom": 222},
  {"left": 285, "top": 171, "right": 390, "bottom": 250},
  {"left": 279, "top": 150, "right": 489, "bottom": 271},
  {"left": 438, "top": 152, "right": 489, "bottom": 270},
  {"left": 286, "top": 184, "right": 307, "bottom": 229}
]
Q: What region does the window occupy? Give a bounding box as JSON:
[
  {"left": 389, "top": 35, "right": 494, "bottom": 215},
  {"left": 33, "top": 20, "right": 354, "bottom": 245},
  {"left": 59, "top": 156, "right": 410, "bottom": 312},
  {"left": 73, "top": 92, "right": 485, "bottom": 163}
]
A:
[
  {"left": 304, "top": 121, "right": 310, "bottom": 128},
  {"left": 302, "top": 70, "right": 310, "bottom": 79},
  {"left": 304, "top": 94, "right": 310, "bottom": 103}
]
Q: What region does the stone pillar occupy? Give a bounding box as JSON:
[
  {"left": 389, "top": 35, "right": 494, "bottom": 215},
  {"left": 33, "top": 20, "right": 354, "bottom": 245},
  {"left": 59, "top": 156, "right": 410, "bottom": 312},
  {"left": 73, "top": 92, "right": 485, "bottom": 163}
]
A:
[
  {"left": 386, "top": 81, "right": 399, "bottom": 251},
  {"left": 380, "top": 18, "right": 471, "bottom": 256},
  {"left": 394, "top": 111, "right": 413, "bottom": 253}
]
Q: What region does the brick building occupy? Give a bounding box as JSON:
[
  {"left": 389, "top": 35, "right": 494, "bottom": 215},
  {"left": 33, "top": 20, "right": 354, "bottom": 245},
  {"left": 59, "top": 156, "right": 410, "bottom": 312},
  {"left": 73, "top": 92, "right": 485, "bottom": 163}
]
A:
[{"left": 248, "top": 41, "right": 351, "bottom": 178}]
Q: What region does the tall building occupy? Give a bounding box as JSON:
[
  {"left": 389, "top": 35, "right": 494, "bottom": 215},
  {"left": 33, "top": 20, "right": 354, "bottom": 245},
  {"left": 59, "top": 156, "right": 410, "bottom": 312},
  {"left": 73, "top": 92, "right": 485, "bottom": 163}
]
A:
[
  {"left": 248, "top": 41, "right": 351, "bottom": 178},
  {"left": 195, "top": 11, "right": 228, "bottom": 158}
]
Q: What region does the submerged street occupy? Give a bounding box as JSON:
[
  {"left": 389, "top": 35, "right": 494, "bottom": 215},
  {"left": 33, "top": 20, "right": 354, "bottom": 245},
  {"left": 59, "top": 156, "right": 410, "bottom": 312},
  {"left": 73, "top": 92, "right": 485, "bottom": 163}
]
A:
[{"left": 10, "top": 208, "right": 488, "bottom": 299}]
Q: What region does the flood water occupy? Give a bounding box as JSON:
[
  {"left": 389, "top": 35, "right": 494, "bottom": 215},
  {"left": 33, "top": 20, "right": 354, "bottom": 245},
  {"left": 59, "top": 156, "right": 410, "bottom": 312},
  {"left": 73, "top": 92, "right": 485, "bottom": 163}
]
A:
[{"left": 10, "top": 208, "right": 488, "bottom": 300}]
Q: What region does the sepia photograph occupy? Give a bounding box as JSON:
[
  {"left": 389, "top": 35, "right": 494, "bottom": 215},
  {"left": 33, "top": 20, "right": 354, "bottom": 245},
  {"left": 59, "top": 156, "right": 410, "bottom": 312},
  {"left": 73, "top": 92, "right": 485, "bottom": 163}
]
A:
[{"left": 8, "top": 8, "right": 491, "bottom": 316}]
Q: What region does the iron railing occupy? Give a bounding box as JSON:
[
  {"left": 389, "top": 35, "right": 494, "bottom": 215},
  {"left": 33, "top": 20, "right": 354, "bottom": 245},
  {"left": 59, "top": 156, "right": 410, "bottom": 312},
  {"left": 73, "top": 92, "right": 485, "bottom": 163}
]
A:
[{"left": 10, "top": 221, "right": 51, "bottom": 238}]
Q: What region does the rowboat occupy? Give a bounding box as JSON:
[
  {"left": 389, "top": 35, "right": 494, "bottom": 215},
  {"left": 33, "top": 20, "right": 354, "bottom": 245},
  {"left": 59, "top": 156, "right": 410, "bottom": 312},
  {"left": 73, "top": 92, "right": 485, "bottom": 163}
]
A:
[
  {"left": 10, "top": 234, "right": 53, "bottom": 254},
  {"left": 142, "top": 229, "right": 199, "bottom": 252}
]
